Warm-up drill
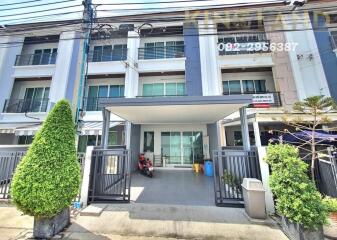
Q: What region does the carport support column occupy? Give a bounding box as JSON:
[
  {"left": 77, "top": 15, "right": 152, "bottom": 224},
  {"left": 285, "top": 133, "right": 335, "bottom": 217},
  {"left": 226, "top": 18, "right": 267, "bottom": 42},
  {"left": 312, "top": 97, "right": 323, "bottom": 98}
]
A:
[
  {"left": 101, "top": 108, "right": 110, "bottom": 149},
  {"left": 239, "top": 107, "right": 251, "bottom": 151},
  {"left": 253, "top": 121, "right": 261, "bottom": 147},
  {"left": 125, "top": 121, "right": 132, "bottom": 149}
]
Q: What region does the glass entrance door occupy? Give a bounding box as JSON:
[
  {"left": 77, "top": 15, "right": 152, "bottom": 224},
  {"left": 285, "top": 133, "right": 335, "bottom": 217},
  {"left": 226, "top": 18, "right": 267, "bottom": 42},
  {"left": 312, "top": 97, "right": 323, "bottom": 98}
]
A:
[{"left": 161, "top": 131, "right": 203, "bottom": 166}]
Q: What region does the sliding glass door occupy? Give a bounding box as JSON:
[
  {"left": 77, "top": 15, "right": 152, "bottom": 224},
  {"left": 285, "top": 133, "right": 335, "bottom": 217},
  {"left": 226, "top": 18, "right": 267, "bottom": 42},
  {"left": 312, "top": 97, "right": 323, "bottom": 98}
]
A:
[{"left": 161, "top": 131, "right": 203, "bottom": 166}]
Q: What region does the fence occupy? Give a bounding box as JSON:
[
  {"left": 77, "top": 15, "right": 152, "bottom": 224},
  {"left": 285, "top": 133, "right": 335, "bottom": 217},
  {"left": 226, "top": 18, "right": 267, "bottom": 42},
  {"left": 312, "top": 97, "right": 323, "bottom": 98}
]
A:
[
  {"left": 213, "top": 149, "right": 261, "bottom": 207},
  {"left": 0, "top": 151, "right": 85, "bottom": 200},
  {"left": 88, "top": 149, "right": 131, "bottom": 203},
  {"left": 316, "top": 151, "right": 337, "bottom": 197}
]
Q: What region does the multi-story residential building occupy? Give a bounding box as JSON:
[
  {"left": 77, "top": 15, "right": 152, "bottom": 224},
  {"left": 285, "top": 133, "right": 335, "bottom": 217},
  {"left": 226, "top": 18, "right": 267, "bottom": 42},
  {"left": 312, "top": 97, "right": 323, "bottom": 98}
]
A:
[{"left": 0, "top": 0, "right": 336, "bottom": 168}]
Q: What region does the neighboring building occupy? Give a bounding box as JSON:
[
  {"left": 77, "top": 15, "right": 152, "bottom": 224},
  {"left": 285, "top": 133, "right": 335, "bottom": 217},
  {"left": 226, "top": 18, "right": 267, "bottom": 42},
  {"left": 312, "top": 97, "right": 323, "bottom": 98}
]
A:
[{"left": 0, "top": 0, "right": 336, "bottom": 167}]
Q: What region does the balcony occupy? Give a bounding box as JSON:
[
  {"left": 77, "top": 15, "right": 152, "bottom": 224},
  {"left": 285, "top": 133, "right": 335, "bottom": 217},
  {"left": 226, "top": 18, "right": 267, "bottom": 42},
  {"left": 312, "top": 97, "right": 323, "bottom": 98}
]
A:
[
  {"left": 83, "top": 97, "right": 124, "bottom": 111},
  {"left": 88, "top": 48, "right": 127, "bottom": 62},
  {"left": 3, "top": 98, "right": 49, "bottom": 113},
  {"left": 138, "top": 46, "right": 185, "bottom": 60},
  {"left": 15, "top": 53, "right": 57, "bottom": 66},
  {"left": 223, "top": 92, "right": 282, "bottom": 107},
  {"left": 218, "top": 33, "right": 270, "bottom": 56}
]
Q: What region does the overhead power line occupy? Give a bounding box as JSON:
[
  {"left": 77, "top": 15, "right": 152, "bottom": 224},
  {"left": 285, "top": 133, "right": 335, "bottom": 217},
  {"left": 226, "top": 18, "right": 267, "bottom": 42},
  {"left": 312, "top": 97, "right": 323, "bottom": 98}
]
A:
[
  {"left": 0, "top": 0, "right": 42, "bottom": 7},
  {"left": 0, "top": 0, "right": 77, "bottom": 12},
  {"left": 0, "top": 3, "right": 82, "bottom": 18}
]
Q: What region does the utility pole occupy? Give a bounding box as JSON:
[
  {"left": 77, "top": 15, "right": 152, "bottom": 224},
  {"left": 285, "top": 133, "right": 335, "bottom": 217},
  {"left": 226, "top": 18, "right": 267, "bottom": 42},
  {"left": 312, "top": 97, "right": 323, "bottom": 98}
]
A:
[{"left": 75, "top": 0, "right": 93, "bottom": 128}]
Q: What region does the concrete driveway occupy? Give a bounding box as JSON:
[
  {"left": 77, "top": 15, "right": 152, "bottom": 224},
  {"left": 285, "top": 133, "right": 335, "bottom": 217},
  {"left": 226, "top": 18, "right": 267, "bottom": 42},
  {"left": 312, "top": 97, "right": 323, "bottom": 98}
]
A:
[{"left": 130, "top": 169, "right": 214, "bottom": 206}]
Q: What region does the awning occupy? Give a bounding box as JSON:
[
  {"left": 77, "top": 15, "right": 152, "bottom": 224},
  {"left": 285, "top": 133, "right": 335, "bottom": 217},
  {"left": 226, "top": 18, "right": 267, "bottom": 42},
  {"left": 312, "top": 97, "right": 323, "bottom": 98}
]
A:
[
  {"left": 81, "top": 121, "right": 122, "bottom": 135},
  {"left": 100, "top": 95, "right": 252, "bottom": 124},
  {"left": 15, "top": 124, "right": 41, "bottom": 136},
  {"left": 0, "top": 123, "right": 41, "bottom": 135}
]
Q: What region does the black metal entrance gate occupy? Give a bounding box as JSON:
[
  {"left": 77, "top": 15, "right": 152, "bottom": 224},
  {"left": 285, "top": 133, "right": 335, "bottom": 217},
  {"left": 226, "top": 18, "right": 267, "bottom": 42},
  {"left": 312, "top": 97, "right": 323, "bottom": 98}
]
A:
[
  {"left": 213, "top": 150, "right": 261, "bottom": 207},
  {"left": 89, "top": 149, "right": 131, "bottom": 203}
]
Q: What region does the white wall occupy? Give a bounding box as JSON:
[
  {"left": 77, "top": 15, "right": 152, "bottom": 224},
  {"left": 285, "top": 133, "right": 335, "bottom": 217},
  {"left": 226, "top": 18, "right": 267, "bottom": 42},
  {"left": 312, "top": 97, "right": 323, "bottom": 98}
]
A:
[
  {"left": 87, "top": 77, "right": 125, "bottom": 87},
  {"left": 283, "top": 13, "right": 330, "bottom": 99},
  {"left": 221, "top": 71, "right": 276, "bottom": 92},
  {"left": 89, "top": 38, "right": 127, "bottom": 51},
  {"left": 20, "top": 42, "right": 59, "bottom": 55},
  {"left": 139, "top": 36, "right": 184, "bottom": 47},
  {"left": 140, "top": 124, "right": 207, "bottom": 156},
  {"left": 10, "top": 80, "right": 51, "bottom": 99},
  {"left": 0, "top": 36, "right": 24, "bottom": 111},
  {"left": 138, "top": 74, "right": 185, "bottom": 96}
]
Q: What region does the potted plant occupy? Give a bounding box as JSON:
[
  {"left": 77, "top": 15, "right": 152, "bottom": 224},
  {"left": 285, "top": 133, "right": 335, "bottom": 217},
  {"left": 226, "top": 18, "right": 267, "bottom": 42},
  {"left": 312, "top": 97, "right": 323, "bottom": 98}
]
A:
[
  {"left": 11, "top": 100, "right": 81, "bottom": 239},
  {"left": 265, "top": 144, "right": 328, "bottom": 240},
  {"left": 323, "top": 197, "right": 337, "bottom": 223}
]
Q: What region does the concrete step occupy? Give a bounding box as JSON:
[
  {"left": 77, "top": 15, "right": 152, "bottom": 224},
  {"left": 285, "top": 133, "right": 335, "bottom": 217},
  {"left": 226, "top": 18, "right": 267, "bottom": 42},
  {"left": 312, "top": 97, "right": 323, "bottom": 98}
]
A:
[{"left": 80, "top": 204, "right": 107, "bottom": 217}]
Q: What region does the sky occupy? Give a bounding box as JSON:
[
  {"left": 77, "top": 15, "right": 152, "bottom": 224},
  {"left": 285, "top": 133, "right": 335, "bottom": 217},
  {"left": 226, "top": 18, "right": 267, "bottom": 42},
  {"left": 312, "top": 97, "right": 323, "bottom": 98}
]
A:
[{"left": 0, "top": 0, "right": 282, "bottom": 25}]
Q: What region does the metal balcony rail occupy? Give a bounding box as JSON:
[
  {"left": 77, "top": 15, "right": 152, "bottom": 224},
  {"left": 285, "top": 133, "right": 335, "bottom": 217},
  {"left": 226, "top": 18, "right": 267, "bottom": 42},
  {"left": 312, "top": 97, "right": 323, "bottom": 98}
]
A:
[
  {"left": 138, "top": 45, "right": 185, "bottom": 60},
  {"left": 83, "top": 97, "right": 124, "bottom": 111},
  {"left": 330, "top": 33, "right": 337, "bottom": 51},
  {"left": 88, "top": 48, "right": 127, "bottom": 62},
  {"left": 3, "top": 98, "right": 49, "bottom": 113},
  {"left": 218, "top": 33, "right": 270, "bottom": 55},
  {"left": 223, "top": 91, "right": 282, "bottom": 107},
  {"left": 15, "top": 53, "right": 57, "bottom": 66}
]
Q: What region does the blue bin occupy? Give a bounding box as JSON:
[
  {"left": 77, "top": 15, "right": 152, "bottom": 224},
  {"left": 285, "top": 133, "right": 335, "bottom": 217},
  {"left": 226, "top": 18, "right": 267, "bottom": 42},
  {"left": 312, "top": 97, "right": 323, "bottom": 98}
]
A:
[{"left": 204, "top": 161, "right": 213, "bottom": 177}]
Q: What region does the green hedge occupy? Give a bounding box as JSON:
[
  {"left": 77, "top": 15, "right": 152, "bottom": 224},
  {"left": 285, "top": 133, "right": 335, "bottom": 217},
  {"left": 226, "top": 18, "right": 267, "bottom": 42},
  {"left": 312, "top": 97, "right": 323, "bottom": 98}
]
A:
[
  {"left": 11, "top": 100, "right": 81, "bottom": 218},
  {"left": 266, "top": 144, "right": 328, "bottom": 229}
]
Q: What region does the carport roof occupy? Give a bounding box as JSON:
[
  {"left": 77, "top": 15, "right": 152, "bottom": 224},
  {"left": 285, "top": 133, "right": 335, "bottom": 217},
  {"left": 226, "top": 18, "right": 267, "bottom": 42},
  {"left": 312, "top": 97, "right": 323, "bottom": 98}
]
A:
[{"left": 100, "top": 95, "right": 252, "bottom": 124}]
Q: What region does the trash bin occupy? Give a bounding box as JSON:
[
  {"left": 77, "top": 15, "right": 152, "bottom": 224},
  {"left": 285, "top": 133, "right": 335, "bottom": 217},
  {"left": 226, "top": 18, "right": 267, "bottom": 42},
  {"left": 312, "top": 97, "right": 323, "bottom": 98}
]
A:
[
  {"left": 241, "top": 178, "right": 266, "bottom": 219},
  {"left": 204, "top": 160, "right": 213, "bottom": 177}
]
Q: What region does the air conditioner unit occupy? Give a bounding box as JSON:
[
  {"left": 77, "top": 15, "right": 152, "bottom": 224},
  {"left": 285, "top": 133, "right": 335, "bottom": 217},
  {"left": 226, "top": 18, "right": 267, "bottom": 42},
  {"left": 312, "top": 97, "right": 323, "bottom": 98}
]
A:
[{"left": 119, "top": 24, "right": 134, "bottom": 32}]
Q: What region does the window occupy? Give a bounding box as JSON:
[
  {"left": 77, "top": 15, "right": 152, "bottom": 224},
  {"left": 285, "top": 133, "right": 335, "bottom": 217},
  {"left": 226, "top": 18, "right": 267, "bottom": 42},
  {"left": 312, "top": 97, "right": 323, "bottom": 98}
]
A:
[
  {"left": 92, "top": 44, "right": 127, "bottom": 62},
  {"left": 142, "top": 82, "right": 185, "bottom": 96},
  {"left": 233, "top": 131, "right": 255, "bottom": 146},
  {"left": 87, "top": 85, "right": 124, "bottom": 111},
  {"left": 23, "top": 87, "right": 49, "bottom": 112},
  {"left": 143, "top": 131, "right": 154, "bottom": 152},
  {"left": 223, "top": 80, "right": 266, "bottom": 94},
  {"left": 32, "top": 48, "right": 57, "bottom": 65},
  {"left": 144, "top": 42, "right": 164, "bottom": 59},
  {"left": 166, "top": 41, "right": 184, "bottom": 58},
  {"left": 18, "top": 135, "right": 34, "bottom": 145},
  {"left": 108, "top": 131, "right": 118, "bottom": 146},
  {"left": 242, "top": 80, "right": 255, "bottom": 93},
  {"left": 143, "top": 41, "right": 184, "bottom": 59}
]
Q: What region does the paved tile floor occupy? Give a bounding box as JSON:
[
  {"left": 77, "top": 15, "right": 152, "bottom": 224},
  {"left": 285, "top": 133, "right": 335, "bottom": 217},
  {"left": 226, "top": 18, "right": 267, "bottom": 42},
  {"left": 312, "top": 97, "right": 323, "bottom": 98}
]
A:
[{"left": 130, "top": 169, "right": 214, "bottom": 206}]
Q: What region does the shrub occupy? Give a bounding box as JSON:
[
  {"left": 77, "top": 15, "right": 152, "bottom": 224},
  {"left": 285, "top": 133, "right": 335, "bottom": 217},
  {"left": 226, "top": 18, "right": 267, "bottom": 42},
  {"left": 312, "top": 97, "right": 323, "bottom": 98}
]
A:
[
  {"left": 265, "top": 144, "right": 328, "bottom": 229},
  {"left": 11, "top": 100, "right": 81, "bottom": 218},
  {"left": 323, "top": 197, "right": 337, "bottom": 213}
]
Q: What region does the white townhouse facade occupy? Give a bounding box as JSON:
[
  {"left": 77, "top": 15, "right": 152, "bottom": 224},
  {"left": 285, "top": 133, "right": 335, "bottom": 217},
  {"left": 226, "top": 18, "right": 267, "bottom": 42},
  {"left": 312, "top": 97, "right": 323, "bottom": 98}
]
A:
[{"left": 0, "top": 0, "right": 336, "bottom": 168}]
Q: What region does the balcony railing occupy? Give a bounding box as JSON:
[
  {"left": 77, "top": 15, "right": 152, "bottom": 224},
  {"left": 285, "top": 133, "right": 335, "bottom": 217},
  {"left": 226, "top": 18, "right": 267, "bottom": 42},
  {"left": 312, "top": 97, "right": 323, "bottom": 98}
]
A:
[
  {"left": 88, "top": 48, "right": 127, "bottom": 62},
  {"left": 83, "top": 97, "right": 124, "bottom": 111},
  {"left": 3, "top": 98, "right": 49, "bottom": 113},
  {"left": 223, "top": 92, "right": 282, "bottom": 107},
  {"left": 15, "top": 53, "right": 57, "bottom": 66},
  {"left": 330, "top": 33, "right": 337, "bottom": 51},
  {"left": 218, "top": 33, "right": 270, "bottom": 55},
  {"left": 138, "top": 46, "right": 185, "bottom": 60}
]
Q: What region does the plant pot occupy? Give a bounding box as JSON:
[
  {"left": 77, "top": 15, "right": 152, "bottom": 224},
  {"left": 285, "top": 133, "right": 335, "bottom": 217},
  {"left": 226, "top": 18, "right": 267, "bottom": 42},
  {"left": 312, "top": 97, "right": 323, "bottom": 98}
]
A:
[
  {"left": 281, "top": 216, "right": 324, "bottom": 240},
  {"left": 330, "top": 212, "right": 337, "bottom": 224},
  {"left": 33, "top": 208, "right": 70, "bottom": 239}
]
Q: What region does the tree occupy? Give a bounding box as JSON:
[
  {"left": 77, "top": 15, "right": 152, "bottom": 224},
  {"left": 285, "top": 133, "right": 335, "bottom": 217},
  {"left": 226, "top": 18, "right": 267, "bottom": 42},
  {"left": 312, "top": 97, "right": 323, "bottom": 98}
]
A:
[
  {"left": 273, "top": 95, "right": 337, "bottom": 181},
  {"left": 265, "top": 144, "right": 328, "bottom": 230},
  {"left": 11, "top": 99, "right": 81, "bottom": 218}
]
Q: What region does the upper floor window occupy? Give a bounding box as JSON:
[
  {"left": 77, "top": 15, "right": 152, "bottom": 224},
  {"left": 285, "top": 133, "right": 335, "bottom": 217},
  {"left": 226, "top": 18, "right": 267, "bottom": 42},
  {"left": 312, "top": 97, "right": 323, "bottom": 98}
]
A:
[
  {"left": 23, "top": 87, "right": 50, "bottom": 112},
  {"left": 223, "top": 80, "right": 266, "bottom": 95},
  {"left": 86, "top": 85, "right": 125, "bottom": 111},
  {"left": 140, "top": 41, "right": 184, "bottom": 59},
  {"left": 32, "top": 48, "right": 57, "bottom": 65},
  {"left": 142, "top": 82, "right": 185, "bottom": 96},
  {"left": 91, "top": 44, "right": 127, "bottom": 62}
]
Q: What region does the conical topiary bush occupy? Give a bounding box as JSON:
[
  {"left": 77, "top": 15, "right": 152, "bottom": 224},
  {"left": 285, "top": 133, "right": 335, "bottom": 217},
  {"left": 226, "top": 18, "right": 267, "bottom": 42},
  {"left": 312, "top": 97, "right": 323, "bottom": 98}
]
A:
[{"left": 11, "top": 99, "right": 81, "bottom": 221}]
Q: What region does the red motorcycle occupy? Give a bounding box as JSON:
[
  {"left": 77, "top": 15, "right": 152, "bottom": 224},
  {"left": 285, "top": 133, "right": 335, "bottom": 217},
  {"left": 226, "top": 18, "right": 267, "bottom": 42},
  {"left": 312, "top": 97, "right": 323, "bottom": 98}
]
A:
[{"left": 138, "top": 154, "right": 154, "bottom": 178}]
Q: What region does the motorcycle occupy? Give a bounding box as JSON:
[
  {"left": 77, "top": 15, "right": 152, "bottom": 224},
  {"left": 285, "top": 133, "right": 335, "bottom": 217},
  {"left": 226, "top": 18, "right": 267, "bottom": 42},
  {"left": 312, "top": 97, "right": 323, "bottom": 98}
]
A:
[{"left": 138, "top": 153, "right": 154, "bottom": 178}]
